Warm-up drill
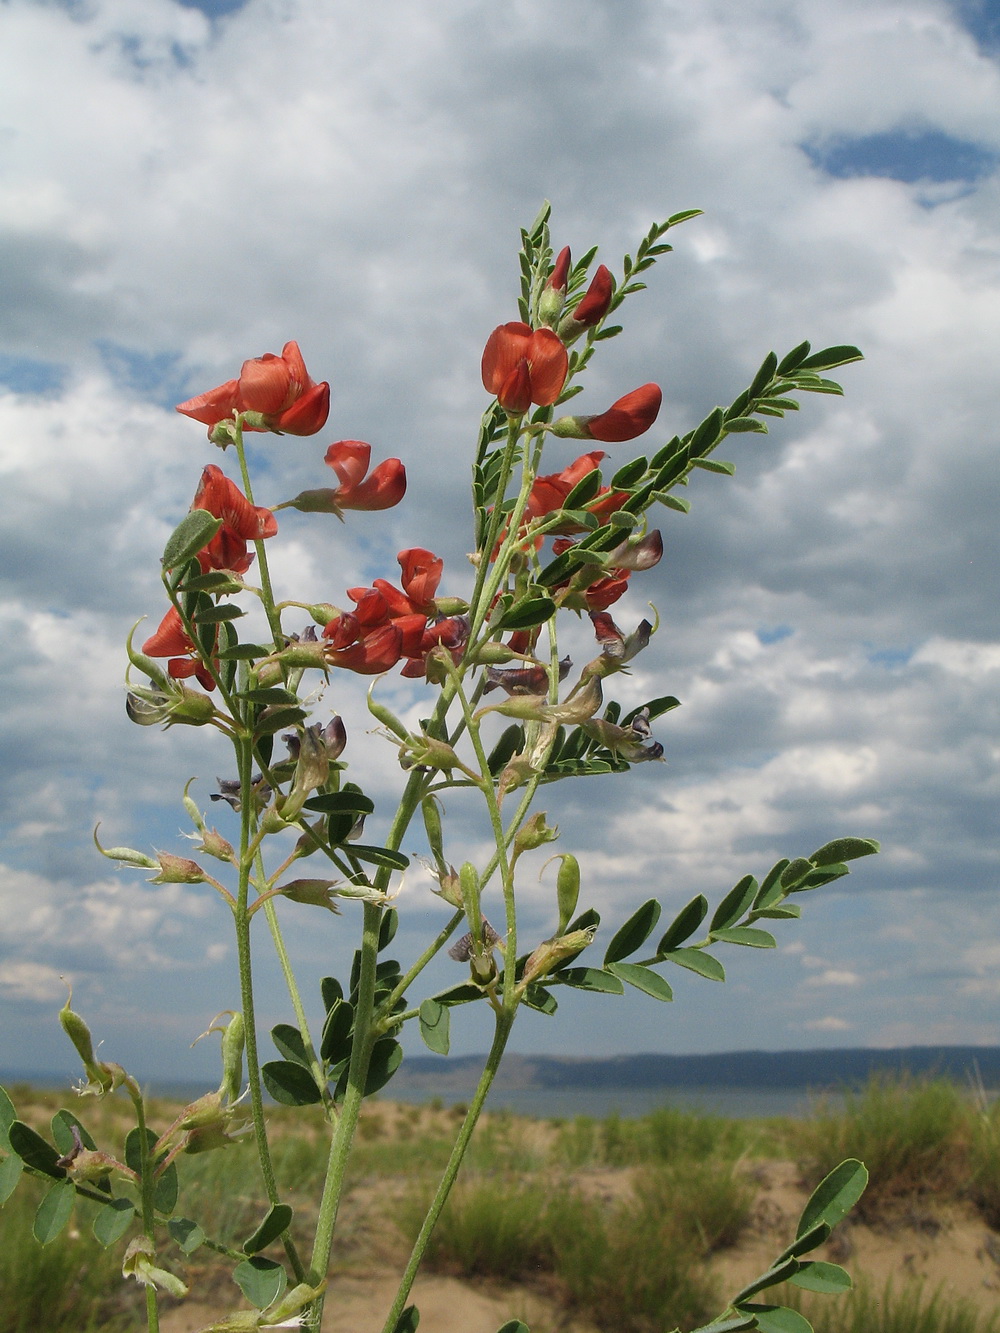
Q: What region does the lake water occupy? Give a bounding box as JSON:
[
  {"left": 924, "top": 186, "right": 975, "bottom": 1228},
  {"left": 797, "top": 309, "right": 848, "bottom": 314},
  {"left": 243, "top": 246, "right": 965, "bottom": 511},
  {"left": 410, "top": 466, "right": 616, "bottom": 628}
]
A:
[{"left": 385, "top": 1084, "right": 842, "bottom": 1120}]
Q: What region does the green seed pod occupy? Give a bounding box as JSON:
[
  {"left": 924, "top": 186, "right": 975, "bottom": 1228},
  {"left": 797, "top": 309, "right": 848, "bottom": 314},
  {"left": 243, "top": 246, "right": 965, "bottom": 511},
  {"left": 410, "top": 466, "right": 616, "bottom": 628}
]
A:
[
  {"left": 219, "top": 1011, "right": 245, "bottom": 1104},
  {"left": 556, "top": 853, "right": 581, "bottom": 935},
  {"left": 182, "top": 779, "right": 207, "bottom": 833},
  {"left": 59, "top": 995, "right": 117, "bottom": 1094},
  {"left": 366, "top": 684, "right": 410, "bottom": 742},
  {"left": 459, "top": 862, "right": 483, "bottom": 942},
  {"left": 421, "top": 795, "right": 446, "bottom": 870}
]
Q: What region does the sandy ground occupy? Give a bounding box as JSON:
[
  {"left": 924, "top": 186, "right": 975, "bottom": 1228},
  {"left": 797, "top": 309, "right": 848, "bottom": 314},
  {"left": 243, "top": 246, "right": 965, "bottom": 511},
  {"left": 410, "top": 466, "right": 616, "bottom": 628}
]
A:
[{"left": 157, "top": 1159, "right": 1000, "bottom": 1333}]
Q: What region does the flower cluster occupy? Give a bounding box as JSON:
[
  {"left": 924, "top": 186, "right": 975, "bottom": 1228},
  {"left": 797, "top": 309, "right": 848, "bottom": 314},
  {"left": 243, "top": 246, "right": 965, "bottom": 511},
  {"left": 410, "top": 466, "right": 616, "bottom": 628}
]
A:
[{"left": 322, "top": 548, "right": 468, "bottom": 677}]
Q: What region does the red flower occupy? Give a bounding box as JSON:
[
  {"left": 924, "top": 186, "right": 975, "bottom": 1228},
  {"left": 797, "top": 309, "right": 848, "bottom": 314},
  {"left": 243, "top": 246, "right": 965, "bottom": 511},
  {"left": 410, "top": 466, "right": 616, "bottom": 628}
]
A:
[
  {"left": 176, "top": 341, "right": 330, "bottom": 436},
  {"left": 192, "top": 464, "right": 277, "bottom": 574},
  {"left": 582, "top": 384, "right": 662, "bottom": 443},
  {"left": 481, "top": 323, "right": 568, "bottom": 413},
  {"left": 280, "top": 441, "right": 406, "bottom": 517},
  {"left": 322, "top": 547, "right": 458, "bottom": 677},
  {"left": 324, "top": 441, "right": 406, "bottom": 511},
  {"left": 142, "top": 606, "right": 217, "bottom": 691},
  {"left": 526, "top": 452, "right": 630, "bottom": 532}
]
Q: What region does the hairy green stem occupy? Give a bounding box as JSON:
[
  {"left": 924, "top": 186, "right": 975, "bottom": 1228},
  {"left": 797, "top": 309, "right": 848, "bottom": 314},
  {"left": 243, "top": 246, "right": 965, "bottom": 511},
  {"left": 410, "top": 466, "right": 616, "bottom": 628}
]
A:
[
  {"left": 234, "top": 736, "right": 306, "bottom": 1282},
  {"left": 306, "top": 901, "right": 381, "bottom": 1327},
  {"left": 379, "top": 1008, "right": 516, "bottom": 1333},
  {"left": 128, "top": 1082, "right": 160, "bottom": 1333}
]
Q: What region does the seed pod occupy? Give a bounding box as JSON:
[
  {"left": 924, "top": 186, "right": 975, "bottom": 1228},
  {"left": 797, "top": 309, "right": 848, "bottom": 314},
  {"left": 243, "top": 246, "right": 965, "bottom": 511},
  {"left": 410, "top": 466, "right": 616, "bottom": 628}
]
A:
[{"left": 556, "top": 853, "right": 581, "bottom": 935}]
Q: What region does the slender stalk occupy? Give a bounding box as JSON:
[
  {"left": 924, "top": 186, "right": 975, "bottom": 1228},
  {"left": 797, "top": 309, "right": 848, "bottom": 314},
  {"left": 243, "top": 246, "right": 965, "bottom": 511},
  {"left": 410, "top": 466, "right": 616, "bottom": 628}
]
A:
[
  {"left": 379, "top": 1008, "right": 516, "bottom": 1333},
  {"left": 233, "top": 426, "right": 285, "bottom": 649},
  {"left": 127, "top": 1081, "right": 160, "bottom": 1333},
  {"left": 306, "top": 900, "right": 381, "bottom": 1327},
  {"left": 233, "top": 734, "right": 306, "bottom": 1282}
]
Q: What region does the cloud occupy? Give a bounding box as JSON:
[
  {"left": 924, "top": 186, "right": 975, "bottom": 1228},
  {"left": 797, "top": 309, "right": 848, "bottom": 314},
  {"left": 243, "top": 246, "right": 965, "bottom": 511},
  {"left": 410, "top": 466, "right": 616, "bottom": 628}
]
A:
[{"left": 1, "top": 0, "right": 1000, "bottom": 1075}]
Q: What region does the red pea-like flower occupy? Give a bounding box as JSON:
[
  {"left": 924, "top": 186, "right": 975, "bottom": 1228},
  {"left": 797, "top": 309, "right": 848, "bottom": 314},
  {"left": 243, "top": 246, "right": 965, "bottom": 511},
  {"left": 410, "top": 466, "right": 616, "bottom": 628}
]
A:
[
  {"left": 481, "top": 322, "right": 569, "bottom": 412},
  {"left": 142, "top": 606, "right": 217, "bottom": 691},
  {"left": 191, "top": 464, "right": 277, "bottom": 575},
  {"left": 176, "top": 341, "right": 330, "bottom": 436},
  {"left": 279, "top": 441, "right": 406, "bottom": 517},
  {"left": 526, "top": 452, "right": 630, "bottom": 532}
]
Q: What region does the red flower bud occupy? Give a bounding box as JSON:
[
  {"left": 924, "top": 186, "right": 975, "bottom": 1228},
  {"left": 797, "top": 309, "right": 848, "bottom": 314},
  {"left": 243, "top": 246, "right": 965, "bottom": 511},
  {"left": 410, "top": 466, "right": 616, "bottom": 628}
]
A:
[
  {"left": 481, "top": 322, "right": 568, "bottom": 412},
  {"left": 566, "top": 264, "right": 613, "bottom": 328},
  {"left": 579, "top": 384, "right": 663, "bottom": 443},
  {"left": 547, "top": 246, "right": 571, "bottom": 292}
]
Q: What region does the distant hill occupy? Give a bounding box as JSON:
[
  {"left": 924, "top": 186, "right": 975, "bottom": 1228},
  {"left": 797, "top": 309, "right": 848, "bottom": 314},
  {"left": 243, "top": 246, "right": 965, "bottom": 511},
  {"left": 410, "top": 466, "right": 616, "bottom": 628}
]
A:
[{"left": 393, "top": 1046, "right": 1000, "bottom": 1093}]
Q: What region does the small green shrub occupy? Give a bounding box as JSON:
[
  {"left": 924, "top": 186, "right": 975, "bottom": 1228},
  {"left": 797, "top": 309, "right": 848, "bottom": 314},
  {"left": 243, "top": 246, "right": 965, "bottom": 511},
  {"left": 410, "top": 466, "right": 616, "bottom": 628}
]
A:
[
  {"left": 968, "top": 1098, "right": 1000, "bottom": 1228},
  {"left": 795, "top": 1076, "right": 970, "bottom": 1218},
  {"left": 410, "top": 1155, "right": 751, "bottom": 1332}
]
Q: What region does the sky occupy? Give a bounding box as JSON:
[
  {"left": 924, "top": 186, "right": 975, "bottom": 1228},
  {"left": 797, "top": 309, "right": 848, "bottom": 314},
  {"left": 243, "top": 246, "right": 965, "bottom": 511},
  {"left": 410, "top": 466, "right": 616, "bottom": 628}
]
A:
[{"left": 1, "top": 0, "right": 999, "bottom": 1086}]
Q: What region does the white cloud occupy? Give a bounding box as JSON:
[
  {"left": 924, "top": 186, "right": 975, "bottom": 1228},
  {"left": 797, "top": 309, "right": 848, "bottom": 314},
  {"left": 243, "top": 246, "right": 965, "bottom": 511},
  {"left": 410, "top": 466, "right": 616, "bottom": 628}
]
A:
[{"left": 1, "top": 0, "right": 1000, "bottom": 1070}]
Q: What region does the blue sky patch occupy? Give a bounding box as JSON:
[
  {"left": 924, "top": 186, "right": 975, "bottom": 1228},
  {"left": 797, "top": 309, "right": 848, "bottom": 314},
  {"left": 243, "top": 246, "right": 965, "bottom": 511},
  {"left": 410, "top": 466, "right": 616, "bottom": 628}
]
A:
[
  {"left": 0, "top": 354, "right": 68, "bottom": 396},
  {"left": 866, "top": 645, "right": 916, "bottom": 669},
  {"left": 96, "top": 342, "right": 191, "bottom": 408},
  {"left": 175, "top": 0, "right": 249, "bottom": 16},
  {"left": 950, "top": 0, "right": 1000, "bottom": 52},
  {"left": 757, "top": 625, "right": 794, "bottom": 645},
  {"left": 803, "top": 129, "right": 998, "bottom": 185}
]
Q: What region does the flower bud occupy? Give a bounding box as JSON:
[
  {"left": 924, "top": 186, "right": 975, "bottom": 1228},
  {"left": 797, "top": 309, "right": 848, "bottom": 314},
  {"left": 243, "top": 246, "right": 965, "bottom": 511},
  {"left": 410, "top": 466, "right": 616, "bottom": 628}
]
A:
[
  {"left": 539, "top": 245, "right": 571, "bottom": 327},
  {"left": 122, "top": 1237, "right": 189, "bottom": 1298},
  {"left": 150, "top": 852, "right": 208, "bottom": 884},
  {"left": 520, "top": 926, "right": 596, "bottom": 987},
  {"left": 433, "top": 596, "right": 471, "bottom": 617},
  {"left": 558, "top": 264, "right": 613, "bottom": 339},
  {"left": 513, "top": 812, "right": 559, "bottom": 856},
  {"left": 472, "top": 641, "right": 520, "bottom": 666}
]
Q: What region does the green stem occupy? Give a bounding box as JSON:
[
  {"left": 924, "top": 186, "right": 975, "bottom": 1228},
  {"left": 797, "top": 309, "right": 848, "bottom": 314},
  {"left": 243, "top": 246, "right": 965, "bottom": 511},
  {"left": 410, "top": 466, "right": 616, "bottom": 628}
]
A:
[
  {"left": 379, "top": 1008, "right": 516, "bottom": 1333},
  {"left": 127, "top": 1081, "right": 160, "bottom": 1333},
  {"left": 258, "top": 886, "right": 332, "bottom": 1114},
  {"left": 306, "top": 901, "right": 381, "bottom": 1327},
  {"left": 234, "top": 735, "right": 306, "bottom": 1282},
  {"left": 233, "top": 425, "right": 285, "bottom": 649}
]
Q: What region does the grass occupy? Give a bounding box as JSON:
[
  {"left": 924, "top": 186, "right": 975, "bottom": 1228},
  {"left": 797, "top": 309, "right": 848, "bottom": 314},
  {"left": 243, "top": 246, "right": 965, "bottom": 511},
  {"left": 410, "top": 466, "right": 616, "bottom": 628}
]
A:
[
  {"left": 406, "top": 1156, "right": 755, "bottom": 1332},
  {"left": 0, "top": 1182, "right": 141, "bottom": 1333},
  {"left": 785, "top": 1279, "right": 1000, "bottom": 1333},
  {"left": 4, "top": 1075, "right": 1000, "bottom": 1333},
  {"left": 794, "top": 1076, "right": 971, "bottom": 1219}
]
